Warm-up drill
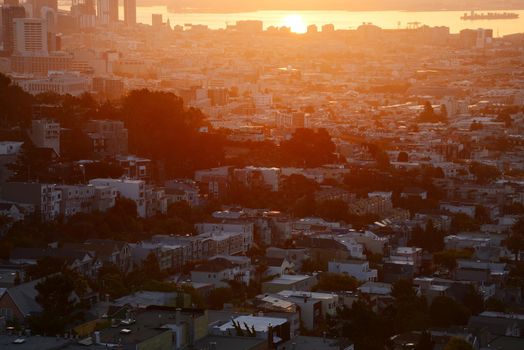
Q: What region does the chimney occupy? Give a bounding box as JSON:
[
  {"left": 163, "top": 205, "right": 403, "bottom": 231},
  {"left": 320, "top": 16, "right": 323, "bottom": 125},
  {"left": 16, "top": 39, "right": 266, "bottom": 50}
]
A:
[
  {"left": 175, "top": 308, "right": 182, "bottom": 326},
  {"left": 267, "top": 323, "right": 273, "bottom": 350},
  {"left": 94, "top": 331, "right": 101, "bottom": 344}
]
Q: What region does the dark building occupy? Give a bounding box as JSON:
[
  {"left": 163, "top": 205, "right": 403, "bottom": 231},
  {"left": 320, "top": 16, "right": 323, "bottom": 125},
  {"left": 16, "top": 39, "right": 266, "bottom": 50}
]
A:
[{"left": 1, "top": 5, "right": 26, "bottom": 56}]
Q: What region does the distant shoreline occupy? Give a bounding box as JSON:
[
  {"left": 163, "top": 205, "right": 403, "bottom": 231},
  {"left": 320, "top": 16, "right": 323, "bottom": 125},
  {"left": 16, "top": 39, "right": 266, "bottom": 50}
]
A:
[{"left": 165, "top": 7, "right": 524, "bottom": 14}]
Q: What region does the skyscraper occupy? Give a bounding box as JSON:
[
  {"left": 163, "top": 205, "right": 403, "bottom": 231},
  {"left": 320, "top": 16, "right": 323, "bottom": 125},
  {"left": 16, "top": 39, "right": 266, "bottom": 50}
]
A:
[
  {"left": 97, "top": 0, "right": 118, "bottom": 26},
  {"left": 1, "top": 5, "right": 26, "bottom": 55},
  {"left": 124, "top": 0, "right": 136, "bottom": 26},
  {"left": 30, "top": 0, "right": 58, "bottom": 18}
]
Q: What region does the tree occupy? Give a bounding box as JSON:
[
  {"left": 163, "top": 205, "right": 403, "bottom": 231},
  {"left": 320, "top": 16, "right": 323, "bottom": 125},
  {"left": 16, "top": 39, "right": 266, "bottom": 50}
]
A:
[
  {"left": 0, "top": 73, "right": 33, "bottom": 128},
  {"left": 315, "top": 199, "right": 348, "bottom": 222},
  {"left": 8, "top": 139, "right": 54, "bottom": 182},
  {"left": 141, "top": 252, "right": 164, "bottom": 281},
  {"left": 469, "top": 121, "right": 483, "bottom": 131},
  {"left": 451, "top": 213, "right": 480, "bottom": 232},
  {"left": 433, "top": 250, "right": 472, "bottom": 271},
  {"left": 28, "top": 273, "right": 81, "bottom": 335},
  {"left": 430, "top": 296, "right": 470, "bottom": 327},
  {"left": 469, "top": 162, "right": 501, "bottom": 184},
  {"left": 24, "top": 256, "right": 66, "bottom": 281},
  {"left": 397, "top": 151, "right": 409, "bottom": 163},
  {"left": 392, "top": 279, "right": 416, "bottom": 299},
  {"left": 313, "top": 273, "right": 359, "bottom": 292},
  {"left": 462, "top": 285, "right": 484, "bottom": 315},
  {"left": 122, "top": 89, "right": 224, "bottom": 177},
  {"left": 280, "top": 128, "right": 336, "bottom": 167},
  {"left": 418, "top": 101, "right": 446, "bottom": 123},
  {"left": 416, "top": 330, "right": 434, "bottom": 350},
  {"left": 207, "top": 287, "right": 234, "bottom": 309},
  {"left": 443, "top": 338, "right": 473, "bottom": 350}
]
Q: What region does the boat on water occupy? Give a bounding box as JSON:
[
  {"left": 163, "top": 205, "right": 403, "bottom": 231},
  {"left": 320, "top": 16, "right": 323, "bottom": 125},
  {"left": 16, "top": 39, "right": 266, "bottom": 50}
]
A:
[{"left": 461, "top": 11, "right": 519, "bottom": 20}]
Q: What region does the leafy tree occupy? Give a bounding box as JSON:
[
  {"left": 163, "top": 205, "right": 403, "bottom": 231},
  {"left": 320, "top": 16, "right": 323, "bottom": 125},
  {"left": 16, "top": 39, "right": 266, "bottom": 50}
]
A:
[
  {"left": 313, "top": 272, "right": 359, "bottom": 292},
  {"left": 462, "top": 285, "right": 484, "bottom": 315},
  {"left": 280, "top": 128, "right": 336, "bottom": 167},
  {"left": 24, "top": 256, "right": 67, "bottom": 281},
  {"left": 141, "top": 252, "right": 164, "bottom": 281},
  {"left": 315, "top": 199, "right": 348, "bottom": 222},
  {"left": 8, "top": 140, "right": 55, "bottom": 182},
  {"left": 433, "top": 250, "right": 472, "bottom": 271},
  {"left": 337, "top": 301, "right": 394, "bottom": 350},
  {"left": 0, "top": 73, "right": 33, "bottom": 127},
  {"left": 484, "top": 297, "right": 507, "bottom": 312},
  {"left": 409, "top": 222, "right": 445, "bottom": 253},
  {"left": 397, "top": 151, "right": 409, "bottom": 162},
  {"left": 469, "top": 121, "right": 483, "bottom": 131},
  {"left": 418, "top": 102, "right": 446, "bottom": 123},
  {"left": 28, "top": 273, "right": 82, "bottom": 335},
  {"left": 451, "top": 213, "right": 480, "bottom": 232},
  {"left": 430, "top": 296, "right": 470, "bottom": 327},
  {"left": 122, "top": 89, "right": 224, "bottom": 177},
  {"left": 416, "top": 330, "right": 434, "bottom": 350},
  {"left": 207, "top": 287, "right": 234, "bottom": 309},
  {"left": 469, "top": 162, "right": 501, "bottom": 184},
  {"left": 392, "top": 279, "right": 416, "bottom": 299}
]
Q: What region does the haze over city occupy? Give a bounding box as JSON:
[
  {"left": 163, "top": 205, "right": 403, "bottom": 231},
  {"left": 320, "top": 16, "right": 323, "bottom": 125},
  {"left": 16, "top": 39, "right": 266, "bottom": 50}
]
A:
[{"left": 0, "top": 1, "right": 523, "bottom": 350}]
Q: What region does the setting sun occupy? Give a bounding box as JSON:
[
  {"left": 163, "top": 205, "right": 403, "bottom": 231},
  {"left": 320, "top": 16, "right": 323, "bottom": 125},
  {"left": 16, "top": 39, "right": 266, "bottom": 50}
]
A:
[{"left": 282, "top": 14, "right": 308, "bottom": 33}]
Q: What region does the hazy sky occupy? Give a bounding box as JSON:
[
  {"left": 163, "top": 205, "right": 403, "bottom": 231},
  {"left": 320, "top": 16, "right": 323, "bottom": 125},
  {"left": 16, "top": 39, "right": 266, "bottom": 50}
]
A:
[{"left": 164, "top": 0, "right": 524, "bottom": 11}]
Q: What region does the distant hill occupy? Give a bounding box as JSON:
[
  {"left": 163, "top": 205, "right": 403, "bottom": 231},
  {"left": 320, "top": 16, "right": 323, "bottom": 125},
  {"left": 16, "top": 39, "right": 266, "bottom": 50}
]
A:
[{"left": 136, "top": 0, "right": 524, "bottom": 12}]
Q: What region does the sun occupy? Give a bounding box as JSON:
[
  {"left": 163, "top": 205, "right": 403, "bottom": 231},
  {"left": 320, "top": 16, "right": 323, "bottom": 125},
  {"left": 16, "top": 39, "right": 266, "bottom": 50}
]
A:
[{"left": 282, "top": 14, "right": 307, "bottom": 33}]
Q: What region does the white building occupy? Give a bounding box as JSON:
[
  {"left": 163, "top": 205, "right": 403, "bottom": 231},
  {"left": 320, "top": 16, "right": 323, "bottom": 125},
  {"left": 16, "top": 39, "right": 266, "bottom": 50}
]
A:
[
  {"left": 0, "top": 141, "right": 23, "bottom": 155},
  {"left": 89, "top": 178, "right": 146, "bottom": 217},
  {"left": 234, "top": 166, "right": 281, "bottom": 191},
  {"left": 18, "top": 73, "right": 91, "bottom": 96},
  {"left": 328, "top": 260, "right": 378, "bottom": 282}
]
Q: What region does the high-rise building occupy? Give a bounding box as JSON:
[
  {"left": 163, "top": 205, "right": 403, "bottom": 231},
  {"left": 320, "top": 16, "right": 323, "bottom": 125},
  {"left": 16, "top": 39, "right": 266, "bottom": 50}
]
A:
[
  {"left": 151, "top": 13, "right": 162, "bottom": 28},
  {"left": 124, "top": 0, "right": 136, "bottom": 26},
  {"left": 13, "top": 17, "right": 47, "bottom": 55},
  {"left": 30, "top": 0, "right": 58, "bottom": 18},
  {"left": 71, "top": 0, "right": 96, "bottom": 28},
  {"left": 1, "top": 5, "right": 26, "bottom": 55},
  {"left": 97, "top": 0, "right": 118, "bottom": 26}
]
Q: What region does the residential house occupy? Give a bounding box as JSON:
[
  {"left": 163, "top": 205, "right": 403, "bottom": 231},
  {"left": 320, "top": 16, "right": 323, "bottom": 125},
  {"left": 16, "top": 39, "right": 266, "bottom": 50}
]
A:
[{"left": 328, "top": 260, "right": 378, "bottom": 282}]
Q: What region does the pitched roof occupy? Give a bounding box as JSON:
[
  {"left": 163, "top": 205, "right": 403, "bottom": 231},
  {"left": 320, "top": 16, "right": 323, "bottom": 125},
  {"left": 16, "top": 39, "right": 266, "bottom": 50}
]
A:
[{"left": 4, "top": 278, "right": 43, "bottom": 316}]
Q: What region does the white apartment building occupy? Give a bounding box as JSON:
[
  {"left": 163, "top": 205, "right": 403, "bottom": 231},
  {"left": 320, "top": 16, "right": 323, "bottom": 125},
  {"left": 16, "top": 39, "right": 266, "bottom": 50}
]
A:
[
  {"left": 195, "top": 222, "right": 254, "bottom": 253},
  {"left": 89, "top": 178, "right": 146, "bottom": 217}
]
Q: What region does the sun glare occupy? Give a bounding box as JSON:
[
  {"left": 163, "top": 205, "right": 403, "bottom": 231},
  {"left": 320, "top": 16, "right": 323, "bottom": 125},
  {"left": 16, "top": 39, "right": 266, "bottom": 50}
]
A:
[{"left": 282, "top": 14, "right": 307, "bottom": 33}]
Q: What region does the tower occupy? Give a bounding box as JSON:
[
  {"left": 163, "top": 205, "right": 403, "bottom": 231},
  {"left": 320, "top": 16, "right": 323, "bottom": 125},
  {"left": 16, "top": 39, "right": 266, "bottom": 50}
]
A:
[
  {"left": 1, "top": 5, "right": 26, "bottom": 55},
  {"left": 124, "top": 0, "right": 136, "bottom": 26},
  {"left": 97, "top": 0, "right": 118, "bottom": 25}
]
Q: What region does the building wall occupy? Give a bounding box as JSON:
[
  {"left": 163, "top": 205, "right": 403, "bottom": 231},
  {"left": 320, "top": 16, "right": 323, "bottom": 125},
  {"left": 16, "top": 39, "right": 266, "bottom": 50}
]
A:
[{"left": 137, "top": 330, "right": 172, "bottom": 350}]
